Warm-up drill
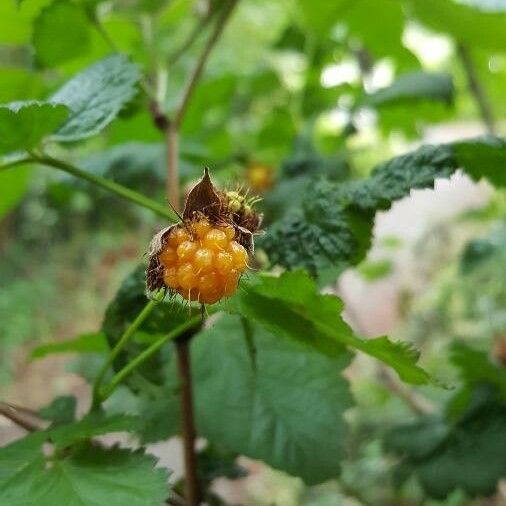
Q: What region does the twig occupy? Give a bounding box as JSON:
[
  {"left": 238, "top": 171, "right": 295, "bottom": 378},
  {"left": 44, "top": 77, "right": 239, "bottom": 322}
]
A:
[
  {"left": 176, "top": 335, "right": 201, "bottom": 506},
  {"left": 166, "top": 124, "right": 180, "bottom": 211},
  {"left": 457, "top": 43, "right": 496, "bottom": 135},
  {"left": 18, "top": 154, "right": 179, "bottom": 222},
  {"left": 173, "top": 0, "right": 239, "bottom": 129},
  {"left": 167, "top": 11, "right": 214, "bottom": 66},
  {"left": 0, "top": 402, "right": 45, "bottom": 432}
]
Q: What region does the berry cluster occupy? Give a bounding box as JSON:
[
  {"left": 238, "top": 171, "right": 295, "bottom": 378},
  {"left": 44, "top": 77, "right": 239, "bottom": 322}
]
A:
[{"left": 158, "top": 219, "right": 248, "bottom": 304}]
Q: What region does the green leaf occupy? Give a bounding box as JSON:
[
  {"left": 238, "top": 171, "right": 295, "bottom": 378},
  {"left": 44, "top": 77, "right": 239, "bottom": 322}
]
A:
[
  {"left": 362, "top": 71, "right": 454, "bottom": 108},
  {"left": 231, "top": 271, "right": 433, "bottom": 385},
  {"left": 453, "top": 136, "right": 506, "bottom": 187},
  {"left": 38, "top": 396, "right": 77, "bottom": 426},
  {"left": 102, "top": 266, "right": 200, "bottom": 387},
  {"left": 30, "top": 332, "right": 109, "bottom": 359},
  {"left": 0, "top": 436, "right": 169, "bottom": 506},
  {"left": 0, "top": 101, "right": 69, "bottom": 155},
  {"left": 261, "top": 137, "right": 504, "bottom": 275},
  {"left": 48, "top": 413, "right": 142, "bottom": 448},
  {"left": 33, "top": 0, "right": 91, "bottom": 67},
  {"left": 404, "top": 0, "right": 506, "bottom": 51},
  {"left": 193, "top": 314, "right": 353, "bottom": 485},
  {"left": 0, "top": 164, "right": 32, "bottom": 218},
  {"left": 357, "top": 259, "right": 393, "bottom": 281},
  {"left": 385, "top": 386, "right": 506, "bottom": 499},
  {"left": 50, "top": 54, "right": 141, "bottom": 142},
  {"left": 451, "top": 343, "right": 506, "bottom": 400}
]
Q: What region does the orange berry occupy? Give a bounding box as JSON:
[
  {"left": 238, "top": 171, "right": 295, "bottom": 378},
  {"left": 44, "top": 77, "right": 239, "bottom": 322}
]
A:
[
  {"left": 215, "top": 251, "right": 233, "bottom": 274},
  {"left": 163, "top": 266, "right": 179, "bottom": 288},
  {"left": 229, "top": 241, "right": 248, "bottom": 269},
  {"left": 177, "top": 240, "right": 197, "bottom": 262},
  {"left": 177, "top": 263, "right": 197, "bottom": 290},
  {"left": 168, "top": 227, "right": 190, "bottom": 247},
  {"left": 198, "top": 272, "right": 219, "bottom": 293},
  {"left": 203, "top": 228, "right": 228, "bottom": 250},
  {"left": 223, "top": 270, "right": 240, "bottom": 296},
  {"left": 159, "top": 246, "right": 177, "bottom": 267},
  {"left": 192, "top": 219, "right": 211, "bottom": 239},
  {"left": 222, "top": 225, "right": 235, "bottom": 240},
  {"left": 194, "top": 248, "right": 214, "bottom": 272},
  {"left": 199, "top": 288, "right": 223, "bottom": 305}
]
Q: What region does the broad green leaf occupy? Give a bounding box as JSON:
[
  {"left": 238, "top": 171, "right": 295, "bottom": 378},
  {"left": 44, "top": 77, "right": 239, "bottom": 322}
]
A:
[
  {"left": 385, "top": 385, "right": 506, "bottom": 499},
  {"left": 48, "top": 413, "right": 142, "bottom": 447},
  {"left": 102, "top": 266, "right": 200, "bottom": 387},
  {"left": 38, "top": 396, "right": 77, "bottom": 426},
  {"left": 0, "top": 0, "right": 50, "bottom": 44},
  {"left": 193, "top": 314, "right": 353, "bottom": 485},
  {"left": 0, "top": 164, "right": 32, "bottom": 218},
  {"left": 30, "top": 332, "right": 109, "bottom": 359},
  {"left": 296, "top": 0, "right": 348, "bottom": 34},
  {"left": 50, "top": 54, "right": 141, "bottom": 142},
  {"left": 453, "top": 136, "right": 506, "bottom": 187},
  {"left": 451, "top": 343, "right": 506, "bottom": 400},
  {"left": 0, "top": 436, "right": 169, "bottom": 506},
  {"left": 404, "top": 0, "right": 506, "bottom": 51},
  {"left": 231, "top": 271, "right": 433, "bottom": 385},
  {"left": 33, "top": 0, "right": 91, "bottom": 67},
  {"left": 261, "top": 137, "right": 504, "bottom": 275},
  {"left": 0, "top": 101, "right": 68, "bottom": 155},
  {"left": 362, "top": 71, "right": 454, "bottom": 108}
]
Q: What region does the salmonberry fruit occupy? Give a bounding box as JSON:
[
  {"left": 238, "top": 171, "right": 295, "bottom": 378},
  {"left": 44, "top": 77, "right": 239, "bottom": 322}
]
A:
[{"left": 158, "top": 219, "right": 248, "bottom": 305}]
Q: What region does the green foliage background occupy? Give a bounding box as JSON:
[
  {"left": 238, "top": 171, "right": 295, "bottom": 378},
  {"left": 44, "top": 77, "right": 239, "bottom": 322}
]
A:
[{"left": 0, "top": 0, "right": 505, "bottom": 505}]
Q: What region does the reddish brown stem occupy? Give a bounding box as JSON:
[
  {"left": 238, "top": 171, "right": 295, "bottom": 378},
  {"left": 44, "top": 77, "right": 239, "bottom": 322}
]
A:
[{"left": 175, "top": 336, "right": 201, "bottom": 505}]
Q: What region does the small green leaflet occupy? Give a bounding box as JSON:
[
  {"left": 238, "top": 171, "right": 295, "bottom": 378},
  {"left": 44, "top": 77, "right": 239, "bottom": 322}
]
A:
[
  {"left": 50, "top": 54, "right": 141, "bottom": 142},
  {"left": 230, "top": 271, "right": 434, "bottom": 385},
  {"left": 193, "top": 315, "right": 353, "bottom": 485},
  {"left": 30, "top": 331, "right": 109, "bottom": 359},
  {"left": 0, "top": 101, "right": 68, "bottom": 155},
  {"left": 32, "top": 0, "right": 91, "bottom": 67},
  {"left": 0, "top": 434, "right": 169, "bottom": 506},
  {"left": 38, "top": 396, "right": 77, "bottom": 426},
  {"left": 361, "top": 71, "right": 454, "bottom": 108}
]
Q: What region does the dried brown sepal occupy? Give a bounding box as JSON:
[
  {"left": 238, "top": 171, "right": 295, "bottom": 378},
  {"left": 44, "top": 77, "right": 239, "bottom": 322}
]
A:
[
  {"left": 146, "top": 225, "right": 177, "bottom": 293},
  {"left": 182, "top": 167, "right": 221, "bottom": 222}
]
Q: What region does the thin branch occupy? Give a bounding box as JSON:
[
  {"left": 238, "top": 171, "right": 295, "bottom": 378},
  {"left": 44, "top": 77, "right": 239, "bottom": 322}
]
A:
[
  {"left": 166, "top": 124, "right": 180, "bottom": 211},
  {"left": 0, "top": 155, "right": 32, "bottom": 172},
  {"left": 18, "top": 154, "right": 179, "bottom": 222},
  {"left": 100, "top": 315, "right": 203, "bottom": 402},
  {"left": 457, "top": 43, "right": 496, "bottom": 135},
  {"left": 176, "top": 335, "right": 201, "bottom": 506},
  {"left": 167, "top": 11, "right": 214, "bottom": 67},
  {"left": 173, "top": 0, "right": 239, "bottom": 129},
  {"left": 92, "top": 293, "right": 165, "bottom": 409},
  {"left": 0, "top": 402, "right": 46, "bottom": 432}
]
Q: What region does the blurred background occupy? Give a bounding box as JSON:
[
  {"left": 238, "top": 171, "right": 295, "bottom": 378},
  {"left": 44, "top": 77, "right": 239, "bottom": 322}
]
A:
[{"left": 0, "top": 0, "right": 505, "bottom": 504}]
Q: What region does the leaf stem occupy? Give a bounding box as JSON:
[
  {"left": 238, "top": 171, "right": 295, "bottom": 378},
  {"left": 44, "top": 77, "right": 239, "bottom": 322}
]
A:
[
  {"left": 166, "top": 124, "right": 180, "bottom": 211},
  {"left": 0, "top": 155, "right": 32, "bottom": 172},
  {"left": 27, "top": 154, "right": 178, "bottom": 222},
  {"left": 99, "top": 314, "right": 203, "bottom": 402},
  {"left": 457, "top": 43, "right": 496, "bottom": 135},
  {"left": 0, "top": 402, "right": 45, "bottom": 432},
  {"left": 92, "top": 292, "right": 165, "bottom": 409}
]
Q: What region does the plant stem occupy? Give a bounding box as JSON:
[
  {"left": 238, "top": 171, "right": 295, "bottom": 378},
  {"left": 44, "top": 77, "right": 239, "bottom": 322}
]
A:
[
  {"left": 92, "top": 293, "right": 164, "bottom": 409},
  {"left": 28, "top": 154, "right": 178, "bottom": 222},
  {"left": 173, "top": 0, "right": 239, "bottom": 129},
  {"left": 0, "top": 402, "right": 45, "bottom": 432},
  {"left": 100, "top": 315, "right": 203, "bottom": 402},
  {"left": 166, "top": 124, "right": 180, "bottom": 211},
  {"left": 176, "top": 335, "right": 201, "bottom": 506},
  {"left": 457, "top": 43, "right": 496, "bottom": 135},
  {"left": 0, "top": 155, "right": 32, "bottom": 172}
]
